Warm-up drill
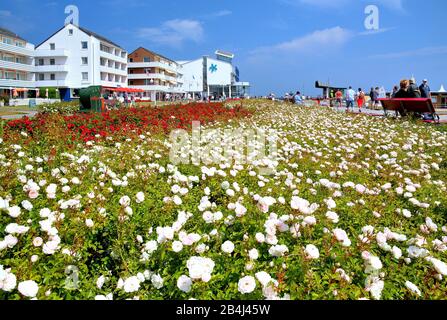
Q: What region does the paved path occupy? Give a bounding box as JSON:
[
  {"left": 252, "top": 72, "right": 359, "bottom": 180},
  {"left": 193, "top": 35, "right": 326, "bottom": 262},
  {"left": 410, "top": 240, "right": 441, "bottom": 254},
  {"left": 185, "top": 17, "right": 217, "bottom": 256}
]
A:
[{"left": 332, "top": 106, "right": 447, "bottom": 122}]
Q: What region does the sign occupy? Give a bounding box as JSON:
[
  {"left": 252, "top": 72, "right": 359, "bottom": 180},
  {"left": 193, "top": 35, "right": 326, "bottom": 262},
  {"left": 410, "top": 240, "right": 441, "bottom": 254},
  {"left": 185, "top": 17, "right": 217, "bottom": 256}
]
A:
[{"left": 206, "top": 58, "right": 232, "bottom": 86}]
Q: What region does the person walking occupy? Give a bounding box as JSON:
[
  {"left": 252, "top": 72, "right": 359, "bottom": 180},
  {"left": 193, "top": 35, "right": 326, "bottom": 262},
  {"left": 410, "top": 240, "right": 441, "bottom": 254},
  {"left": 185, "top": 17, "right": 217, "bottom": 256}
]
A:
[
  {"left": 356, "top": 88, "right": 365, "bottom": 113},
  {"left": 369, "top": 87, "right": 376, "bottom": 109},
  {"left": 346, "top": 86, "right": 356, "bottom": 112},
  {"left": 335, "top": 89, "right": 343, "bottom": 108},
  {"left": 419, "top": 79, "right": 431, "bottom": 98},
  {"left": 295, "top": 91, "right": 303, "bottom": 105},
  {"left": 408, "top": 78, "right": 421, "bottom": 98}
]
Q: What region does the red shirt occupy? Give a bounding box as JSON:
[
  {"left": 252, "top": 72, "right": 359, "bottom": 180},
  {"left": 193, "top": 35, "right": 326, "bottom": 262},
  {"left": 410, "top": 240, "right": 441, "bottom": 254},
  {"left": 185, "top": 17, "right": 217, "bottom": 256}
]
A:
[{"left": 335, "top": 91, "right": 343, "bottom": 99}]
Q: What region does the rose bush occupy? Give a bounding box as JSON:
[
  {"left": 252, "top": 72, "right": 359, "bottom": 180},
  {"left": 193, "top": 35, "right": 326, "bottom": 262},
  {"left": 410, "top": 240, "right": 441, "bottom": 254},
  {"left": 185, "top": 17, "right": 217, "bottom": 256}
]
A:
[{"left": 0, "top": 100, "right": 446, "bottom": 300}]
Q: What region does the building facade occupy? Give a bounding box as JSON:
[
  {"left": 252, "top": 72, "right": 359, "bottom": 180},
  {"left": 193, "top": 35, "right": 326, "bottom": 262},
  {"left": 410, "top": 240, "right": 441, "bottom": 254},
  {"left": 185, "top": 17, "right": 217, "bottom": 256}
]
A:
[
  {"left": 127, "top": 47, "right": 183, "bottom": 100},
  {"left": 34, "top": 24, "right": 127, "bottom": 100},
  {"left": 0, "top": 27, "right": 35, "bottom": 98},
  {"left": 179, "top": 50, "right": 250, "bottom": 99},
  {"left": 432, "top": 85, "right": 447, "bottom": 108}
]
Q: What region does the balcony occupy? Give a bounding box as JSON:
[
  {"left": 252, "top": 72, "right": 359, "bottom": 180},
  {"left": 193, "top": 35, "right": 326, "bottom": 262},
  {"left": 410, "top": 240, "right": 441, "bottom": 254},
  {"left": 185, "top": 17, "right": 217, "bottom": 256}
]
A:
[
  {"left": 128, "top": 62, "right": 178, "bottom": 74},
  {"left": 128, "top": 84, "right": 183, "bottom": 93},
  {"left": 128, "top": 73, "right": 179, "bottom": 82},
  {"left": 99, "top": 65, "right": 128, "bottom": 76},
  {"left": 99, "top": 50, "right": 127, "bottom": 64},
  {"left": 0, "top": 78, "right": 35, "bottom": 88},
  {"left": 0, "top": 60, "right": 35, "bottom": 72},
  {"left": 35, "top": 80, "right": 70, "bottom": 87},
  {"left": 34, "top": 49, "right": 69, "bottom": 57},
  {"left": 0, "top": 42, "right": 34, "bottom": 57},
  {"left": 35, "top": 64, "right": 69, "bottom": 73}
]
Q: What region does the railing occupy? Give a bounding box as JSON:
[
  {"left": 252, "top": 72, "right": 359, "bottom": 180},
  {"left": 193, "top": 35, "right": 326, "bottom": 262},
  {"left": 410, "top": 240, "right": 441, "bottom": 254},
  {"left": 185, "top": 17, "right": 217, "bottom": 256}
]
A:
[
  {"left": 0, "top": 42, "right": 34, "bottom": 56},
  {"left": 0, "top": 59, "right": 34, "bottom": 72},
  {"left": 34, "top": 49, "right": 69, "bottom": 57}
]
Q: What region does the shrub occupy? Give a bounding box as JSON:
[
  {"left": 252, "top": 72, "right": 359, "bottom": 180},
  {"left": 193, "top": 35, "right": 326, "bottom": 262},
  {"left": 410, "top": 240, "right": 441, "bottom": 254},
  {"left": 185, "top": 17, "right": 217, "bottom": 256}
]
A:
[
  {"left": 1, "top": 94, "right": 10, "bottom": 106},
  {"left": 38, "top": 101, "right": 80, "bottom": 115},
  {"left": 39, "top": 87, "right": 58, "bottom": 99}
]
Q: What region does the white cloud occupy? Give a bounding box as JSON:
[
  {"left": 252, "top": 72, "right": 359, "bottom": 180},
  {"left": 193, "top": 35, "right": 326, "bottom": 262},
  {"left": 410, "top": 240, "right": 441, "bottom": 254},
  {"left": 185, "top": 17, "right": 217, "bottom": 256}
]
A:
[
  {"left": 369, "top": 46, "right": 447, "bottom": 59},
  {"left": 358, "top": 27, "right": 397, "bottom": 36},
  {"left": 212, "top": 10, "right": 232, "bottom": 17},
  {"left": 0, "top": 10, "right": 12, "bottom": 17},
  {"left": 252, "top": 26, "right": 353, "bottom": 56},
  {"left": 137, "top": 19, "right": 204, "bottom": 47}
]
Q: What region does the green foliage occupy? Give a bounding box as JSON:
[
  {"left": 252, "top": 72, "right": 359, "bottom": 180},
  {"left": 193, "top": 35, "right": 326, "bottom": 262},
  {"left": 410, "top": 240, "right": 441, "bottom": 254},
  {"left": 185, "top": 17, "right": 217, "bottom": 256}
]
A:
[
  {"left": 38, "top": 101, "right": 80, "bottom": 115},
  {"left": 39, "top": 87, "right": 59, "bottom": 100}
]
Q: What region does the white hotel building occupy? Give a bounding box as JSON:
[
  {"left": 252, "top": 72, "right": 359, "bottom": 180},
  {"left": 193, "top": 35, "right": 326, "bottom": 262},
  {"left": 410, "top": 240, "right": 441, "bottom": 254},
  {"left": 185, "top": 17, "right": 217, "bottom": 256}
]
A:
[
  {"left": 0, "top": 27, "right": 35, "bottom": 98},
  {"left": 179, "top": 50, "right": 250, "bottom": 99},
  {"left": 34, "top": 23, "right": 127, "bottom": 100}
]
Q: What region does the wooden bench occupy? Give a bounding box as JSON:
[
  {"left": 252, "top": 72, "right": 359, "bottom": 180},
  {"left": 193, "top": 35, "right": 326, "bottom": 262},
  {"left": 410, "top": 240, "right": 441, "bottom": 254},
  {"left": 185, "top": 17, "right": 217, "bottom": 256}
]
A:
[{"left": 378, "top": 98, "right": 440, "bottom": 123}]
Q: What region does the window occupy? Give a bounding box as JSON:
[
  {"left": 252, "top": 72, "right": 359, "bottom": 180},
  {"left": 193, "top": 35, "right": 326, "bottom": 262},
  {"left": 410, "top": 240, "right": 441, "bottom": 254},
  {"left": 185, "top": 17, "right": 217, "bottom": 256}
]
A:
[
  {"left": 68, "top": 29, "right": 73, "bottom": 35},
  {"left": 143, "top": 57, "right": 151, "bottom": 62},
  {"left": 50, "top": 74, "right": 55, "bottom": 80},
  {"left": 39, "top": 74, "right": 44, "bottom": 81},
  {"left": 81, "top": 41, "right": 88, "bottom": 49},
  {"left": 82, "top": 72, "right": 89, "bottom": 81},
  {"left": 38, "top": 59, "right": 44, "bottom": 66},
  {"left": 129, "top": 58, "right": 133, "bottom": 62},
  {"left": 50, "top": 59, "right": 55, "bottom": 65},
  {"left": 81, "top": 57, "right": 88, "bottom": 65},
  {"left": 50, "top": 43, "right": 55, "bottom": 50},
  {"left": 2, "top": 37, "right": 12, "bottom": 45}
]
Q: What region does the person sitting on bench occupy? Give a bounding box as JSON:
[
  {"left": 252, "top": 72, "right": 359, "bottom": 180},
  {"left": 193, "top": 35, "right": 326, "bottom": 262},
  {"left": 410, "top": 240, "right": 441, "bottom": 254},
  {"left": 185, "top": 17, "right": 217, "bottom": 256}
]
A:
[
  {"left": 394, "top": 79, "right": 411, "bottom": 98},
  {"left": 408, "top": 78, "right": 422, "bottom": 98}
]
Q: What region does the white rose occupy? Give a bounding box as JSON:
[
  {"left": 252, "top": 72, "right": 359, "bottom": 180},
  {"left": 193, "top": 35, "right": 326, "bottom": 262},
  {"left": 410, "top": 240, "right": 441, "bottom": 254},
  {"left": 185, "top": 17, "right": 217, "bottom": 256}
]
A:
[
  {"left": 405, "top": 281, "right": 421, "bottom": 297},
  {"left": 255, "top": 271, "right": 272, "bottom": 287},
  {"left": 255, "top": 233, "right": 265, "bottom": 243},
  {"left": 177, "top": 275, "right": 192, "bottom": 293},
  {"left": 33, "top": 237, "right": 44, "bottom": 247},
  {"left": 172, "top": 241, "right": 183, "bottom": 253},
  {"left": 123, "top": 276, "right": 140, "bottom": 293},
  {"left": 221, "top": 241, "right": 235, "bottom": 254},
  {"left": 249, "top": 249, "right": 259, "bottom": 260},
  {"left": 305, "top": 244, "right": 320, "bottom": 259},
  {"left": 85, "top": 219, "right": 94, "bottom": 228},
  {"left": 135, "top": 192, "right": 145, "bottom": 204},
  {"left": 18, "top": 280, "right": 39, "bottom": 298},
  {"left": 119, "top": 196, "right": 131, "bottom": 207},
  {"left": 8, "top": 206, "right": 21, "bottom": 218},
  {"left": 238, "top": 276, "right": 256, "bottom": 294},
  {"left": 151, "top": 274, "right": 164, "bottom": 289}
]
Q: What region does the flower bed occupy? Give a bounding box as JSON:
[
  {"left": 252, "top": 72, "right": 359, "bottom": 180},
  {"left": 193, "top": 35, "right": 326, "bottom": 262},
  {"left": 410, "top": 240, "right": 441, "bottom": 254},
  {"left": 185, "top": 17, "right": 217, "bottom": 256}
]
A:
[
  {"left": 4, "top": 102, "right": 252, "bottom": 143},
  {"left": 0, "top": 100, "right": 447, "bottom": 300}
]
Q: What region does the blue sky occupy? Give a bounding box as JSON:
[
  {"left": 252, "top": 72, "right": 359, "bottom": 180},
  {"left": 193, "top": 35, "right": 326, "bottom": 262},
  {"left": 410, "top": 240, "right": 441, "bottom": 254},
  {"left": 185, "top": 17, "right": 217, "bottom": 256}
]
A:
[{"left": 1, "top": 0, "right": 446, "bottom": 96}]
